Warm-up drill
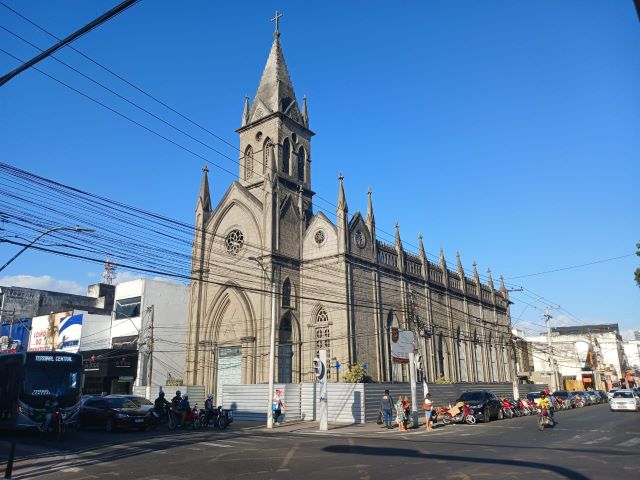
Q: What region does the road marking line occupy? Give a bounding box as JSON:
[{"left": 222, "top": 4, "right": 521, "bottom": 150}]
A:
[
  {"left": 584, "top": 436, "right": 612, "bottom": 445},
  {"left": 278, "top": 441, "right": 299, "bottom": 471},
  {"left": 200, "top": 441, "right": 231, "bottom": 448},
  {"left": 617, "top": 437, "right": 640, "bottom": 448}
]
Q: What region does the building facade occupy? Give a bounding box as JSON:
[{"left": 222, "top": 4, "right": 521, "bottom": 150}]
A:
[{"left": 185, "top": 28, "right": 514, "bottom": 393}]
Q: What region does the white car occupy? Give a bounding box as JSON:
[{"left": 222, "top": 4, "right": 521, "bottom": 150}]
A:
[{"left": 609, "top": 390, "right": 640, "bottom": 412}]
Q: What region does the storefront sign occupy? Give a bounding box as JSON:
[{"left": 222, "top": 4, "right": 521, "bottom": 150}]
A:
[{"left": 28, "top": 311, "right": 82, "bottom": 353}]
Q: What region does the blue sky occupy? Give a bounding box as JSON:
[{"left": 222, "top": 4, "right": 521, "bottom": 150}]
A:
[{"left": 0, "top": 1, "right": 638, "bottom": 336}]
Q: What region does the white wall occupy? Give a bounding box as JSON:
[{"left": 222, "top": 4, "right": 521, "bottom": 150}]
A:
[
  {"left": 111, "top": 279, "right": 144, "bottom": 340},
  {"left": 78, "top": 311, "right": 112, "bottom": 351},
  {"left": 624, "top": 341, "right": 640, "bottom": 370}
]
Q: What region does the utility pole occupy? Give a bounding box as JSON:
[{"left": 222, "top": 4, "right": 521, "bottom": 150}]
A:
[
  {"left": 146, "top": 305, "right": 154, "bottom": 400},
  {"left": 544, "top": 307, "right": 558, "bottom": 391},
  {"left": 408, "top": 351, "right": 418, "bottom": 428},
  {"left": 509, "top": 335, "right": 521, "bottom": 400}
]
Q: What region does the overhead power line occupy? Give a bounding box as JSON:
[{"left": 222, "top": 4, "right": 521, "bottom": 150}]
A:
[{"left": 0, "top": 0, "right": 140, "bottom": 87}]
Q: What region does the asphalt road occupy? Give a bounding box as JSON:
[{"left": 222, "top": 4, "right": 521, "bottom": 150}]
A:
[{"left": 1, "top": 403, "right": 639, "bottom": 479}]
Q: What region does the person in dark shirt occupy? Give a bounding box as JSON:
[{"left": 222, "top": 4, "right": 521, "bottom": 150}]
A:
[
  {"left": 154, "top": 391, "right": 170, "bottom": 414},
  {"left": 380, "top": 390, "right": 394, "bottom": 429}
]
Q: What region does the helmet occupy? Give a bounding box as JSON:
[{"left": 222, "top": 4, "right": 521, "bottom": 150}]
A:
[
  {"left": 207, "top": 394, "right": 213, "bottom": 400},
  {"left": 176, "top": 390, "right": 181, "bottom": 396},
  {"left": 159, "top": 391, "right": 165, "bottom": 398}
]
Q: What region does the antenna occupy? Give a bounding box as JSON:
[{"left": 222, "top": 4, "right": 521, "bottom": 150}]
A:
[{"left": 102, "top": 257, "right": 117, "bottom": 285}]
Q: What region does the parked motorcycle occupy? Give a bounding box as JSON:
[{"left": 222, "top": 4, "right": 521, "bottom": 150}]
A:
[
  {"left": 501, "top": 399, "right": 514, "bottom": 419},
  {"left": 441, "top": 403, "right": 476, "bottom": 425},
  {"left": 150, "top": 404, "right": 176, "bottom": 430},
  {"left": 168, "top": 404, "right": 202, "bottom": 430},
  {"left": 537, "top": 407, "right": 554, "bottom": 431}
]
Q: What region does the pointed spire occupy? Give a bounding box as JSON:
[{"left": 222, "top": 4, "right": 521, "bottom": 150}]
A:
[
  {"left": 196, "top": 164, "right": 212, "bottom": 213},
  {"left": 418, "top": 232, "right": 426, "bottom": 258},
  {"left": 241, "top": 96, "right": 250, "bottom": 126},
  {"left": 395, "top": 222, "right": 402, "bottom": 247},
  {"left": 456, "top": 251, "right": 464, "bottom": 275},
  {"left": 487, "top": 268, "right": 494, "bottom": 289},
  {"left": 248, "top": 25, "right": 301, "bottom": 126},
  {"left": 499, "top": 274, "right": 507, "bottom": 293},
  {"left": 301, "top": 95, "right": 309, "bottom": 128},
  {"left": 366, "top": 187, "right": 375, "bottom": 224},
  {"left": 337, "top": 172, "right": 348, "bottom": 213},
  {"left": 472, "top": 261, "right": 480, "bottom": 281},
  {"left": 439, "top": 247, "right": 446, "bottom": 268}
]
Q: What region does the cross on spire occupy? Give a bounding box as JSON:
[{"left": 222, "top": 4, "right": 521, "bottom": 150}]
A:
[{"left": 271, "top": 10, "right": 283, "bottom": 37}]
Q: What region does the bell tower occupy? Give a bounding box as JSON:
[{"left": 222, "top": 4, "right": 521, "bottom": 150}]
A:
[{"left": 236, "top": 12, "right": 314, "bottom": 218}]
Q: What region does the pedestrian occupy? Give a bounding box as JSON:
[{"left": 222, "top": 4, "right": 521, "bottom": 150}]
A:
[
  {"left": 380, "top": 389, "right": 394, "bottom": 429},
  {"left": 272, "top": 389, "right": 285, "bottom": 425},
  {"left": 396, "top": 397, "right": 407, "bottom": 431},
  {"left": 423, "top": 393, "right": 433, "bottom": 432},
  {"left": 402, "top": 396, "right": 411, "bottom": 430}
]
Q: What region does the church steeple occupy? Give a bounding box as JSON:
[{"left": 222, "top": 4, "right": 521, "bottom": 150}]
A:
[
  {"left": 241, "top": 96, "right": 250, "bottom": 127},
  {"left": 247, "top": 22, "right": 303, "bottom": 127},
  {"left": 366, "top": 187, "right": 375, "bottom": 225},
  {"left": 337, "top": 172, "right": 348, "bottom": 213},
  {"left": 337, "top": 173, "right": 349, "bottom": 254},
  {"left": 301, "top": 95, "right": 309, "bottom": 128},
  {"left": 196, "top": 164, "right": 211, "bottom": 214}
]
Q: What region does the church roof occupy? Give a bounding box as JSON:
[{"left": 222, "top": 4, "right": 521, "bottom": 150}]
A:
[{"left": 247, "top": 34, "right": 305, "bottom": 127}]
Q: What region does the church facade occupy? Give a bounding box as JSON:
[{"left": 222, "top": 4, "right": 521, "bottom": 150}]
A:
[{"left": 185, "top": 28, "right": 514, "bottom": 392}]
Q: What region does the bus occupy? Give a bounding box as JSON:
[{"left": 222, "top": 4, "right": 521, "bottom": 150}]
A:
[{"left": 0, "top": 351, "right": 83, "bottom": 429}]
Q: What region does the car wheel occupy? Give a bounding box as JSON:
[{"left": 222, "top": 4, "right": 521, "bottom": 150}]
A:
[
  {"left": 105, "top": 419, "right": 115, "bottom": 433},
  {"left": 483, "top": 407, "right": 491, "bottom": 423},
  {"left": 498, "top": 408, "right": 504, "bottom": 420}
]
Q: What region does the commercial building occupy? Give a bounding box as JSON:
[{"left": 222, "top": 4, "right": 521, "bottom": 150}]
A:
[{"left": 527, "top": 324, "right": 627, "bottom": 390}]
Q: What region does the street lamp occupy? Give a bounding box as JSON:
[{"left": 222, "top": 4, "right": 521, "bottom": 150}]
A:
[
  {"left": 0, "top": 225, "right": 95, "bottom": 273},
  {"left": 248, "top": 255, "right": 277, "bottom": 429}
]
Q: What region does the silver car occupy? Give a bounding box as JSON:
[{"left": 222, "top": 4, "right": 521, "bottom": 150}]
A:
[{"left": 610, "top": 390, "right": 640, "bottom": 412}]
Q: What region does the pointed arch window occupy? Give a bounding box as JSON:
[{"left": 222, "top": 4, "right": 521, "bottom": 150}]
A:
[
  {"left": 297, "top": 147, "right": 305, "bottom": 182},
  {"left": 282, "top": 138, "right": 291, "bottom": 174},
  {"left": 282, "top": 278, "right": 291, "bottom": 308},
  {"left": 457, "top": 327, "right": 468, "bottom": 382},
  {"left": 244, "top": 145, "right": 254, "bottom": 180},
  {"left": 314, "top": 306, "right": 331, "bottom": 378},
  {"left": 474, "top": 330, "right": 484, "bottom": 382},
  {"left": 263, "top": 138, "right": 273, "bottom": 172}
]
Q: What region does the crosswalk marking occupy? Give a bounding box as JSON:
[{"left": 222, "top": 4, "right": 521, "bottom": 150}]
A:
[
  {"left": 617, "top": 437, "right": 640, "bottom": 448},
  {"left": 585, "top": 436, "right": 612, "bottom": 445}
]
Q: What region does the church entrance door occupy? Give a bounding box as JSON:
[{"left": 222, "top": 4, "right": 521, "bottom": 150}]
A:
[{"left": 216, "top": 346, "right": 241, "bottom": 404}]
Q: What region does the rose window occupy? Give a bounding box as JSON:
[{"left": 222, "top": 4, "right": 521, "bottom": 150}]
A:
[{"left": 225, "top": 229, "right": 244, "bottom": 256}]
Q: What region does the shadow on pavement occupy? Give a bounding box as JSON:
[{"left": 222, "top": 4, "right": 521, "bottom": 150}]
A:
[{"left": 323, "top": 444, "right": 590, "bottom": 480}]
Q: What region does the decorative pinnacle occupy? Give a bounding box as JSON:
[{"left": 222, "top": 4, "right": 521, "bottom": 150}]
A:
[
  {"left": 203, "top": 164, "right": 209, "bottom": 173},
  {"left": 338, "top": 172, "right": 344, "bottom": 182}
]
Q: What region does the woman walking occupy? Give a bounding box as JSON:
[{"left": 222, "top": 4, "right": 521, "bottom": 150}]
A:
[
  {"left": 396, "top": 397, "right": 407, "bottom": 431},
  {"left": 423, "top": 393, "right": 433, "bottom": 432}
]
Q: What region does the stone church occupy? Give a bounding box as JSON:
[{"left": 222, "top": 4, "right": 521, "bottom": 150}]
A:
[{"left": 185, "top": 26, "right": 514, "bottom": 393}]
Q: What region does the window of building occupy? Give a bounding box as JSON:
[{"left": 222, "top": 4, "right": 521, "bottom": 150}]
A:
[
  {"left": 225, "top": 229, "right": 244, "bottom": 255},
  {"left": 282, "top": 278, "right": 292, "bottom": 308},
  {"left": 244, "top": 145, "right": 253, "bottom": 180},
  {"left": 115, "top": 297, "right": 141, "bottom": 319},
  {"left": 263, "top": 138, "right": 272, "bottom": 172},
  {"left": 314, "top": 307, "right": 330, "bottom": 378},
  {"left": 457, "top": 327, "right": 468, "bottom": 382},
  {"left": 282, "top": 138, "right": 291, "bottom": 174},
  {"left": 297, "top": 147, "right": 305, "bottom": 181},
  {"left": 474, "top": 330, "right": 484, "bottom": 382}
]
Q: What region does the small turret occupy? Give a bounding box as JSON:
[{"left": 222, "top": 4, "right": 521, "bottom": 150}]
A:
[
  {"left": 487, "top": 268, "right": 495, "bottom": 290},
  {"left": 241, "top": 96, "right": 250, "bottom": 127},
  {"left": 456, "top": 251, "right": 464, "bottom": 276}
]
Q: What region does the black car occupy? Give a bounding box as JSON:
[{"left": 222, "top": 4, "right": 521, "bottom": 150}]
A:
[
  {"left": 455, "top": 390, "right": 503, "bottom": 423},
  {"left": 77, "top": 395, "right": 152, "bottom": 432}
]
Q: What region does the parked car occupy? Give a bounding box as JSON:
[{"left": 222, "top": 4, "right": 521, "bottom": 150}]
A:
[
  {"left": 607, "top": 389, "right": 618, "bottom": 401},
  {"left": 595, "top": 390, "right": 608, "bottom": 403},
  {"left": 586, "top": 391, "right": 600, "bottom": 404},
  {"left": 455, "top": 390, "right": 503, "bottom": 423},
  {"left": 118, "top": 395, "right": 154, "bottom": 412},
  {"left": 610, "top": 389, "right": 640, "bottom": 412},
  {"left": 77, "top": 395, "right": 152, "bottom": 432},
  {"left": 552, "top": 391, "right": 576, "bottom": 409}
]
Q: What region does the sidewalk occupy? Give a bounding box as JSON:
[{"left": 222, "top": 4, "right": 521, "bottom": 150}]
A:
[{"left": 235, "top": 418, "right": 428, "bottom": 436}]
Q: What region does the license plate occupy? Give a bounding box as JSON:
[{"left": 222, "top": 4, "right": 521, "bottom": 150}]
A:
[{"left": 134, "top": 418, "right": 144, "bottom": 423}]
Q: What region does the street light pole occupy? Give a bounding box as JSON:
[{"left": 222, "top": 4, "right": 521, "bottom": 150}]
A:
[
  {"left": 0, "top": 225, "right": 95, "bottom": 273},
  {"left": 249, "top": 256, "right": 277, "bottom": 429}
]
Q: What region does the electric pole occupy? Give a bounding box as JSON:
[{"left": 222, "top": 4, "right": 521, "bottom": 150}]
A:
[
  {"left": 544, "top": 307, "right": 558, "bottom": 391},
  {"left": 145, "top": 305, "right": 154, "bottom": 399}
]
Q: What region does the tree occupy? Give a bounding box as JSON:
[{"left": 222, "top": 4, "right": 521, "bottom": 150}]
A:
[
  {"left": 636, "top": 242, "right": 640, "bottom": 287},
  {"left": 342, "top": 364, "right": 366, "bottom": 383}
]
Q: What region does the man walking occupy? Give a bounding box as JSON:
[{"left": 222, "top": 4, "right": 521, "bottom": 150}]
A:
[{"left": 380, "top": 389, "right": 394, "bottom": 429}]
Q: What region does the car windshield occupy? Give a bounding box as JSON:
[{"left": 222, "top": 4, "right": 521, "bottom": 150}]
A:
[
  {"left": 613, "top": 391, "right": 633, "bottom": 399},
  {"left": 458, "top": 392, "right": 484, "bottom": 402},
  {"left": 131, "top": 397, "right": 152, "bottom": 406},
  {"left": 23, "top": 363, "right": 81, "bottom": 397},
  {"left": 106, "top": 398, "right": 139, "bottom": 408}
]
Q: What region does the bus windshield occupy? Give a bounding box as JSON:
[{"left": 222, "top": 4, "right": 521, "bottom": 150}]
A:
[{"left": 23, "top": 353, "right": 82, "bottom": 399}]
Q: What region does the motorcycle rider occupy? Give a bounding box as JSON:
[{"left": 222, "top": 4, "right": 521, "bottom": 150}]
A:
[
  {"left": 204, "top": 394, "right": 215, "bottom": 425},
  {"left": 154, "top": 391, "right": 170, "bottom": 415},
  {"left": 178, "top": 394, "right": 191, "bottom": 427},
  {"left": 42, "top": 394, "right": 59, "bottom": 432},
  {"left": 539, "top": 391, "right": 555, "bottom": 425}
]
